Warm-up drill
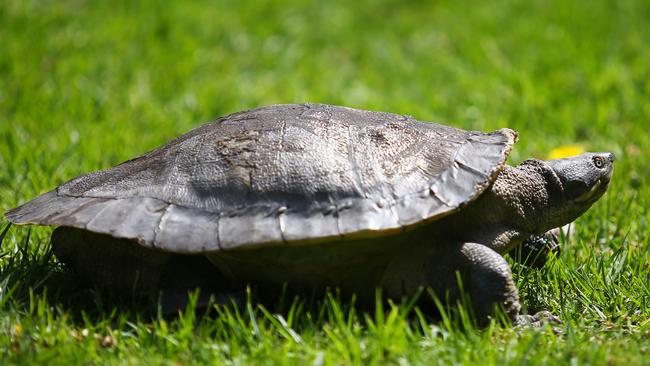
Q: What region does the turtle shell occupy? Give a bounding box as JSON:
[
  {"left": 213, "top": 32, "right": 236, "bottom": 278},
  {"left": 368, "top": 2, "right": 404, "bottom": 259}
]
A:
[{"left": 5, "top": 104, "right": 517, "bottom": 253}]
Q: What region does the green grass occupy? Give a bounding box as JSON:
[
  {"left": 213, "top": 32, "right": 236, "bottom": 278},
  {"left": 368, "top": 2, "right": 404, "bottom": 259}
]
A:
[{"left": 1, "top": 0, "right": 649, "bottom": 364}]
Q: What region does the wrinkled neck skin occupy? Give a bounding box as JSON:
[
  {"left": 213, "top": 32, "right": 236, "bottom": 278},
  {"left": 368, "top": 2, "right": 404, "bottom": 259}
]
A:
[{"left": 446, "top": 161, "right": 565, "bottom": 254}]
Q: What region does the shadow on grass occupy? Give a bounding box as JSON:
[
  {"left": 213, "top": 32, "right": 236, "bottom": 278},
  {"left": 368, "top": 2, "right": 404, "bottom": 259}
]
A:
[
  {"left": 0, "top": 221, "right": 511, "bottom": 334},
  {"left": 0, "top": 222, "right": 161, "bottom": 323}
]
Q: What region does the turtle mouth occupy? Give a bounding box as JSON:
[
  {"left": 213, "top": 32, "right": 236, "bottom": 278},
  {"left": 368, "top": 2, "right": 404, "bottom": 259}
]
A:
[
  {"left": 575, "top": 178, "right": 606, "bottom": 203},
  {"left": 575, "top": 164, "right": 613, "bottom": 203}
]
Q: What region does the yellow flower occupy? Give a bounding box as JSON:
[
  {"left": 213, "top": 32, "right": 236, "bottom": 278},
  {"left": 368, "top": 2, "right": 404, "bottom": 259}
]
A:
[{"left": 547, "top": 144, "right": 585, "bottom": 160}]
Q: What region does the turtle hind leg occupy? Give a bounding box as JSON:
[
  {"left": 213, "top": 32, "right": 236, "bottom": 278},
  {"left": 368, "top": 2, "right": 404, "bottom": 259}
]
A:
[
  {"left": 52, "top": 227, "right": 234, "bottom": 313},
  {"left": 52, "top": 227, "right": 173, "bottom": 297}
]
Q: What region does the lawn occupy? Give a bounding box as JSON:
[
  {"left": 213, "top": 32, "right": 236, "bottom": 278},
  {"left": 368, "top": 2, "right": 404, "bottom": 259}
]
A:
[{"left": 1, "top": 0, "right": 649, "bottom": 364}]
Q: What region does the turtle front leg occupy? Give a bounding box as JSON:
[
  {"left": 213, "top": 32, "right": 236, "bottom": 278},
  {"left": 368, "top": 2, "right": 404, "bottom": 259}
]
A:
[
  {"left": 511, "top": 224, "right": 572, "bottom": 268},
  {"left": 382, "top": 242, "right": 522, "bottom": 325},
  {"left": 449, "top": 242, "right": 522, "bottom": 324}
]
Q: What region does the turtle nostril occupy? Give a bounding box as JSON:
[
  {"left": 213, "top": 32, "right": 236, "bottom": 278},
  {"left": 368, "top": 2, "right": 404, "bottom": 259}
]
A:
[
  {"left": 605, "top": 152, "right": 616, "bottom": 163},
  {"left": 607, "top": 152, "right": 616, "bottom": 162}
]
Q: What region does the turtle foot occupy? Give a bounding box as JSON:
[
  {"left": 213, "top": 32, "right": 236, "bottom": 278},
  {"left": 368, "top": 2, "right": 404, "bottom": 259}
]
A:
[{"left": 514, "top": 310, "right": 562, "bottom": 329}]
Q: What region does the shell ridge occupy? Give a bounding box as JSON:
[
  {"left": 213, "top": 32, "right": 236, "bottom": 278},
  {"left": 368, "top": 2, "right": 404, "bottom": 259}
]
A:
[
  {"left": 277, "top": 209, "right": 288, "bottom": 243},
  {"left": 454, "top": 160, "right": 487, "bottom": 178},
  {"left": 346, "top": 125, "right": 365, "bottom": 196},
  {"left": 64, "top": 198, "right": 107, "bottom": 221},
  {"left": 278, "top": 119, "right": 287, "bottom": 152},
  {"left": 45, "top": 196, "right": 100, "bottom": 225},
  {"left": 82, "top": 199, "right": 118, "bottom": 231},
  {"left": 151, "top": 203, "right": 171, "bottom": 249},
  {"left": 215, "top": 212, "right": 223, "bottom": 249}
]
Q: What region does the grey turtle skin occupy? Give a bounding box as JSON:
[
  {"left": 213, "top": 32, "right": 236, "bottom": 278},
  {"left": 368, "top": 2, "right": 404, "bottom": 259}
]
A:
[{"left": 5, "top": 104, "right": 614, "bottom": 324}]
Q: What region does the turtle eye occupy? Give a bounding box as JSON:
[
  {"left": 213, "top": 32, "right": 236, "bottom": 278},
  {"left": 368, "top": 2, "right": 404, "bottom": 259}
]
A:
[{"left": 593, "top": 156, "right": 605, "bottom": 169}]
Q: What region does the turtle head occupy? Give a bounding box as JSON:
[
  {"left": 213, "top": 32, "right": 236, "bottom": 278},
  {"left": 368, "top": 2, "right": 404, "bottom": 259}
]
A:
[{"left": 530, "top": 152, "right": 615, "bottom": 230}]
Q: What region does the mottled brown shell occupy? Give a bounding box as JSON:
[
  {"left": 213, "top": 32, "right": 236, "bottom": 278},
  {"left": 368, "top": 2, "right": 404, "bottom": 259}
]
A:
[{"left": 6, "top": 104, "right": 517, "bottom": 253}]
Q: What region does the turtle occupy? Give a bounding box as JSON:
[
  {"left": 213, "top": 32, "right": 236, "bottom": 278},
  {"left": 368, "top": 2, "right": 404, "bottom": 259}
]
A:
[{"left": 4, "top": 103, "right": 614, "bottom": 324}]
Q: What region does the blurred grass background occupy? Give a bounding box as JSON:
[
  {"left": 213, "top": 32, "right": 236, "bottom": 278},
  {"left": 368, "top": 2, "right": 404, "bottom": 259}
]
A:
[{"left": 1, "top": 0, "right": 649, "bottom": 364}]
